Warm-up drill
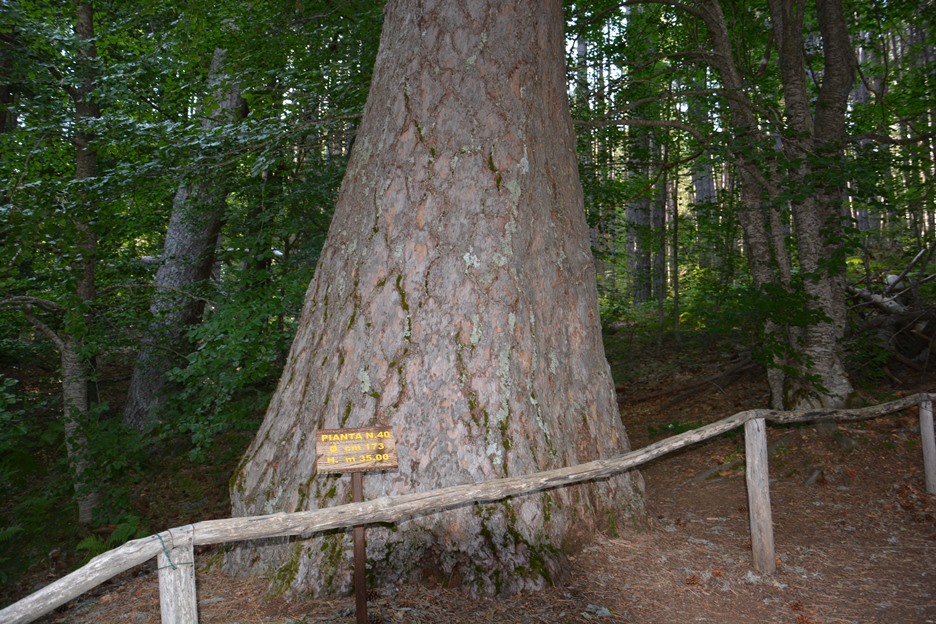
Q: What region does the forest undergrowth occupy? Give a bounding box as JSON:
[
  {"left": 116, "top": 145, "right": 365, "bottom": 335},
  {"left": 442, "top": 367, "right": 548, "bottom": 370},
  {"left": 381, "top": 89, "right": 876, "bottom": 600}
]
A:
[{"left": 2, "top": 328, "right": 935, "bottom": 623}]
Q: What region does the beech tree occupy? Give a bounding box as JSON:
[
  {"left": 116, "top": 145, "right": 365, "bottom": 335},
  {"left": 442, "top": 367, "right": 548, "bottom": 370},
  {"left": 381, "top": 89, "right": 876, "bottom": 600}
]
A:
[
  {"left": 123, "top": 47, "right": 245, "bottom": 430},
  {"left": 695, "top": 0, "right": 857, "bottom": 408},
  {"left": 227, "top": 0, "right": 644, "bottom": 596},
  {"left": 0, "top": 2, "right": 103, "bottom": 524},
  {"left": 574, "top": 1, "right": 863, "bottom": 408}
]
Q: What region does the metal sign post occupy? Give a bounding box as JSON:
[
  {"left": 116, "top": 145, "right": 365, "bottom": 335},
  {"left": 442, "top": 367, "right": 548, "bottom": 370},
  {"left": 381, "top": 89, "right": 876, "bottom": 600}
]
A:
[{"left": 316, "top": 426, "right": 399, "bottom": 624}]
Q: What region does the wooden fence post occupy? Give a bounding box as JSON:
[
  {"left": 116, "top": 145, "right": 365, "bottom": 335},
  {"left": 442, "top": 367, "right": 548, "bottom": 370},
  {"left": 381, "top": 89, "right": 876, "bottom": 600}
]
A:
[
  {"left": 157, "top": 525, "right": 198, "bottom": 624},
  {"left": 921, "top": 400, "right": 936, "bottom": 496},
  {"left": 744, "top": 417, "right": 776, "bottom": 574},
  {"left": 6, "top": 393, "right": 936, "bottom": 624}
]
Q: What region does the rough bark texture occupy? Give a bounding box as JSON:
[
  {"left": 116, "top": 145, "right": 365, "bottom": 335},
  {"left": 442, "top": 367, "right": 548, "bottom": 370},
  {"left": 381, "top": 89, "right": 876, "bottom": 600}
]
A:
[
  {"left": 227, "top": 0, "right": 644, "bottom": 597},
  {"left": 123, "top": 48, "right": 243, "bottom": 430}
]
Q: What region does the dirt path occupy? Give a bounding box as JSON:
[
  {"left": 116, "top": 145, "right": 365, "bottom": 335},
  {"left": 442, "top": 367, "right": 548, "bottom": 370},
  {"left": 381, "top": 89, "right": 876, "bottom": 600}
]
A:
[{"left": 35, "top": 360, "right": 936, "bottom": 624}]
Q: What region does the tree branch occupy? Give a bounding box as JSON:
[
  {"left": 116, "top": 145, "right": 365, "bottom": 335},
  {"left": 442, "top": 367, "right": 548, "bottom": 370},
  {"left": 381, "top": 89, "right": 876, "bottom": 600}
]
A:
[
  {"left": 0, "top": 296, "right": 65, "bottom": 314},
  {"left": 851, "top": 130, "right": 936, "bottom": 146},
  {"left": 577, "top": 116, "right": 709, "bottom": 144},
  {"left": 95, "top": 283, "right": 154, "bottom": 297},
  {"left": 884, "top": 245, "right": 932, "bottom": 296},
  {"left": 21, "top": 306, "right": 65, "bottom": 352}
]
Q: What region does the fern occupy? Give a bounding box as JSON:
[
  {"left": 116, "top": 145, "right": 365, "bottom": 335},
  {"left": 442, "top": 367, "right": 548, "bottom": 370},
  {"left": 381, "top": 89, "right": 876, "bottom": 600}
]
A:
[
  {"left": 0, "top": 524, "right": 24, "bottom": 543},
  {"left": 75, "top": 515, "right": 150, "bottom": 561},
  {"left": 75, "top": 535, "right": 108, "bottom": 559}
]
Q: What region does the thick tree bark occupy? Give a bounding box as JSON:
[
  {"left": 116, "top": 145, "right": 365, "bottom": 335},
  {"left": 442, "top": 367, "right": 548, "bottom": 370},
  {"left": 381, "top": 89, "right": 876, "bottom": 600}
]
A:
[
  {"left": 123, "top": 48, "right": 243, "bottom": 430},
  {"left": 227, "top": 0, "right": 644, "bottom": 597}
]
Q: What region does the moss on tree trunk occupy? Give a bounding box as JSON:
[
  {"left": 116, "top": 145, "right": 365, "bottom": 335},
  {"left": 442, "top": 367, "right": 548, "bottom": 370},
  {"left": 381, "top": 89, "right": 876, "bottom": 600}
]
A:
[{"left": 226, "top": 0, "right": 644, "bottom": 597}]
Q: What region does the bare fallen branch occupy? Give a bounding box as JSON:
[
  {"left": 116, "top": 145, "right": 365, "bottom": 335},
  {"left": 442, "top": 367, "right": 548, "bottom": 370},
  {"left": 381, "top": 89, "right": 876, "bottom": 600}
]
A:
[{"left": 847, "top": 284, "right": 908, "bottom": 314}]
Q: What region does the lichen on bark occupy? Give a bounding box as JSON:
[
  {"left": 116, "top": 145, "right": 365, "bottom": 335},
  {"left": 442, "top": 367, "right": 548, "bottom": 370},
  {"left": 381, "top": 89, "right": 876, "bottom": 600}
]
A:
[{"left": 225, "top": 0, "right": 644, "bottom": 597}]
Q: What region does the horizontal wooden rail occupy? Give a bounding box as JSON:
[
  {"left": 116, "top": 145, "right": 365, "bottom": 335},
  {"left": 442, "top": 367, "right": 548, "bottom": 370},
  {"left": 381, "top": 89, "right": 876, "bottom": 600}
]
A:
[{"left": 2, "top": 393, "right": 934, "bottom": 624}]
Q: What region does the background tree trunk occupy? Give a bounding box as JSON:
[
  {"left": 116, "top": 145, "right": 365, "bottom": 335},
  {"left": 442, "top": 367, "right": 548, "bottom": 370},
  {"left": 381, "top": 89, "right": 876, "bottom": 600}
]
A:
[
  {"left": 227, "top": 0, "right": 644, "bottom": 597},
  {"left": 33, "top": 1, "right": 103, "bottom": 525},
  {"left": 123, "top": 48, "right": 244, "bottom": 430},
  {"left": 626, "top": 126, "right": 653, "bottom": 304},
  {"left": 0, "top": 28, "right": 17, "bottom": 134},
  {"left": 700, "top": 0, "right": 855, "bottom": 408},
  {"left": 0, "top": 1, "right": 106, "bottom": 527},
  {"left": 700, "top": 0, "right": 793, "bottom": 408},
  {"left": 769, "top": 0, "right": 856, "bottom": 408}
]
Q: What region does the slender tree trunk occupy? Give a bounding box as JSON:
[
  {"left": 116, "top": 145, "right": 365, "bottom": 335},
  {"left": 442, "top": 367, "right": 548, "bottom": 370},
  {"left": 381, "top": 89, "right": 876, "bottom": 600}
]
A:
[
  {"left": 691, "top": 158, "right": 718, "bottom": 272},
  {"left": 574, "top": 33, "right": 616, "bottom": 290},
  {"left": 700, "top": 0, "right": 791, "bottom": 407},
  {"left": 626, "top": 197, "right": 651, "bottom": 304},
  {"left": 768, "top": 0, "right": 856, "bottom": 408},
  {"left": 671, "top": 174, "right": 680, "bottom": 340},
  {"left": 66, "top": 2, "right": 101, "bottom": 524},
  {"left": 123, "top": 48, "right": 244, "bottom": 430},
  {"left": 60, "top": 337, "right": 99, "bottom": 524},
  {"left": 0, "top": 28, "right": 17, "bottom": 133},
  {"left": 692, "top": 162, "right": 716, "bottom": 206},
  {"left": 227, "top": 0, "right": 644, "bottom": 597},
  {"left": 653, "top": 151, "right": 667, "bottom": 344},
  {"left": 23, "top": 1, "right": 104, "bottom": 525},
  {"left": 849, "top": 46, "right": 875, "bottom": 237},
  {"left": 700, "top": 0, "right": 855, "bottom": 408},
  {"left": 651, "top": 150, "right": 667, "bottom": 304},
  {"left": 688, "top": 74, "right": 718, "bottom": 270},
  {"left": 626, "top": 125, "right": 653, "bottom": 304}
]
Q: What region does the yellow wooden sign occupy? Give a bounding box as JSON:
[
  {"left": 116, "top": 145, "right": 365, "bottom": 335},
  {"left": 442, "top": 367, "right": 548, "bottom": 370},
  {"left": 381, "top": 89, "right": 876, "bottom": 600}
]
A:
[{"left": 316, "top": 426, "right": 398, "bottom": 474}]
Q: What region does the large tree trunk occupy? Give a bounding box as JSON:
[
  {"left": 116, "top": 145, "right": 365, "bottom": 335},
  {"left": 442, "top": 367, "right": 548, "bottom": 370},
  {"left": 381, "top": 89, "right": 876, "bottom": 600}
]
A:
[
  {"left": 123, "top": 48, "right": 243, "bottom": 430},
  {"left": 227, "top": 0, "right": 644, "bottom": 597}
]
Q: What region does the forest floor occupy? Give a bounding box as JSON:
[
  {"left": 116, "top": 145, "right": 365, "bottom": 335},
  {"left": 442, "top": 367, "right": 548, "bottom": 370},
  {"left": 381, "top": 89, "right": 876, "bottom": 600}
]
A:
[{"left": 23, "top": 335, "right": 936, "bottom": 624}]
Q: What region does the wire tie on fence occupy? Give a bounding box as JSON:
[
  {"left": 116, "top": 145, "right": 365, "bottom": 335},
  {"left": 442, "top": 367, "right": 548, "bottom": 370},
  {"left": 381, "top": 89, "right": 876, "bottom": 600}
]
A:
[{"left": 156, "top": 529, "right": 194, "bottom": 571}]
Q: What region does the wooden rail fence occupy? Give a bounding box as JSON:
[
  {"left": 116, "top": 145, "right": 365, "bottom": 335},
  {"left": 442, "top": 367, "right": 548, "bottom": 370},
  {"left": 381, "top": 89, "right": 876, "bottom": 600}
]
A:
[{"left": 2, "top": 393, "right": 935, "bottom": 624}]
